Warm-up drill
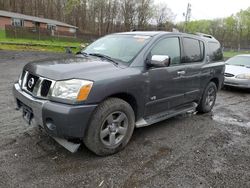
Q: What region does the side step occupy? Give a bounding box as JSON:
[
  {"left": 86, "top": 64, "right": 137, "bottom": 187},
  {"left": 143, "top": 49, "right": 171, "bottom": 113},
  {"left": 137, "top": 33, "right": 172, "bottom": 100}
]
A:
[
  {"left": 53, "top": 137, "right": 81, "bottom": 153},
  {"left": 135, "top": 102, "right": 197, "bottom": 128}
]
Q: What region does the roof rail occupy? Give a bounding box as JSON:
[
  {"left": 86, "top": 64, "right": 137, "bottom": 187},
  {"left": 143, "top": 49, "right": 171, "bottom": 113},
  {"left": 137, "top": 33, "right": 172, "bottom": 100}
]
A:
[{"left": 195, "top": 32, "right": 214, "bottom": 39}]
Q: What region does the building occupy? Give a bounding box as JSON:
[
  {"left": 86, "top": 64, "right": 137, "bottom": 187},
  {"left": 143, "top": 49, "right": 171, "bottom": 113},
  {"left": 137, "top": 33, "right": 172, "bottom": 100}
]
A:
[{"left": 0, "top": 10, "right": 78, "bottom": 37}]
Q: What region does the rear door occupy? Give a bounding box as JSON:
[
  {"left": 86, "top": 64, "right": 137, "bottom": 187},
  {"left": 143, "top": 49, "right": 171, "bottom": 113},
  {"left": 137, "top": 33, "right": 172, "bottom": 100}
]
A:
[{"left": 180, "top": 37, "right": 205, "bottom": 103}]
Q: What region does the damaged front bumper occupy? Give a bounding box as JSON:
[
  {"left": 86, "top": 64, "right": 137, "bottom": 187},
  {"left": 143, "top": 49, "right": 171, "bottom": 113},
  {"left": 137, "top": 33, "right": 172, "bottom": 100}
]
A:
[{"left": 13, "top": 83, "right": 97, "bottom": 152}]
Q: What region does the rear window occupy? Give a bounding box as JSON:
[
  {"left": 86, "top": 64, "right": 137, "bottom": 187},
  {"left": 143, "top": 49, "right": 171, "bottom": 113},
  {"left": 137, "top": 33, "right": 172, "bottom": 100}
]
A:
[
  {"left": 208, "top": 42, "right": 223, "bottom": 62},
  {"left": 183, "top": 38, "right": 204, "bottom": 63}
]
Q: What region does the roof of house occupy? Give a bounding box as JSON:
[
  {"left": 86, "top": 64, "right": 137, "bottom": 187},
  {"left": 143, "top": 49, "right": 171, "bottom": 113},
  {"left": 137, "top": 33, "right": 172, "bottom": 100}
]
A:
[{"left": 0, "top": 10, "right": 78, "bottom": 29}]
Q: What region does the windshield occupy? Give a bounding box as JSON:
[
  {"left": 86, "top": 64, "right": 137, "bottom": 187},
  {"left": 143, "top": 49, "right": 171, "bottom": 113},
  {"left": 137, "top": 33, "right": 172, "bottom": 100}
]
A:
[
  {"left": 83, "top": 34, "right": 151, "bottom": 64},
  {"left": 226, "top": 56, "right": 250, "bottom": 66}
]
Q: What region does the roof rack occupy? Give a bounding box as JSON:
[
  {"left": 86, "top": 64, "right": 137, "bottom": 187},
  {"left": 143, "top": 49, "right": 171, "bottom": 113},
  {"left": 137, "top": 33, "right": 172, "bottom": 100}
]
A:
[{"left": 195, "top": 32, "right": 214, "bottom": 39}]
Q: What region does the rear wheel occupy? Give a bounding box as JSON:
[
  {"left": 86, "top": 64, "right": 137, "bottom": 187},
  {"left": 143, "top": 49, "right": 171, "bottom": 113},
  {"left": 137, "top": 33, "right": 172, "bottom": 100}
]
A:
[
  {"left": 197, "top": 82, "right": 217, "bottom": 113},
  {"left": 84, "top": 98, "right": 135, "bottom": 156}
]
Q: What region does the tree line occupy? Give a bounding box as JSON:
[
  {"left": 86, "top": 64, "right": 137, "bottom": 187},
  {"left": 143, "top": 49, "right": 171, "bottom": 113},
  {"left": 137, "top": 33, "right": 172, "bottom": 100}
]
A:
[
  {"left": 180, "top": 8, "right": 250, "bottom": 50},
  {"left": 0, "top": 0, "right": 175, "bottom": 35},
  {"left": 0, "top": 0, "right": 250, "bottom": 49}
]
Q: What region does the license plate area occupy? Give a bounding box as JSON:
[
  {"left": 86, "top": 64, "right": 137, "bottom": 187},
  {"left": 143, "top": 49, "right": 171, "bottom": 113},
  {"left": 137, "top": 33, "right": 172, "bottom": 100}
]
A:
[{"left": 21, "top": 103, "right": 33, "bottom": 125}]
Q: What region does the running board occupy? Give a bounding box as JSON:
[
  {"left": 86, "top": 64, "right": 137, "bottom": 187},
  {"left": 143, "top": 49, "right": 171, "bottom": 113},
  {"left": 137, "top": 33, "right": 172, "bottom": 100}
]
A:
[
  {"left": 53, "top": 137, "right": 81, "bottom": 153},
  {"left": 135, "top": 102, "right": 197, "bottom": 128}
]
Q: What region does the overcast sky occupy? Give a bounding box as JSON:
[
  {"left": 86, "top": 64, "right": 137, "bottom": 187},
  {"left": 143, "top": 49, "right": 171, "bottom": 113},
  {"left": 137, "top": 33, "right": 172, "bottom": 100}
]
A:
[{"left": 155, "top": 0, "right": 250, "bottom": 22}]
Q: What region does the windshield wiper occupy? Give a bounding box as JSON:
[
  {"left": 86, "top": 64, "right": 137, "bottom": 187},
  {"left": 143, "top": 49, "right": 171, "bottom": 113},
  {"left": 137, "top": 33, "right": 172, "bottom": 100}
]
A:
[
  {"left": 89, "top": 53, "right": 118, "bottom": 65},
  {"left": 76, "top": 51, "right": 89, "bottom": 56},
  {"left": 227, "top": 63, "right": 246, "bottom": 67}
]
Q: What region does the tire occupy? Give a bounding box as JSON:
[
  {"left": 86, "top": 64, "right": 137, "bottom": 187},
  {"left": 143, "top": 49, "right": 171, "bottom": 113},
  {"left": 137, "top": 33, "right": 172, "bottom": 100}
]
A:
[
  {"left": 84, "top": 98, "right": 135, "bottom": 156},
  {"left": 197, "top": 82, "right": 217, "bottom": 113}
]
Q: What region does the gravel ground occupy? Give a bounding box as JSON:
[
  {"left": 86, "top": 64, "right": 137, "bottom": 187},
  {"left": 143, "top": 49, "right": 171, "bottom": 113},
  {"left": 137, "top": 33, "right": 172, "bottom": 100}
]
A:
[{"left": 0, "top": 50, "right": 250, "bottom": 188}]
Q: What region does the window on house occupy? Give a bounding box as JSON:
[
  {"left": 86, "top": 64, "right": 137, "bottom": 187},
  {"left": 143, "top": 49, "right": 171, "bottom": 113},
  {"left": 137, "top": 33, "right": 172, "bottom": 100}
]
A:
[
  {"left": 12, "top": 18, "right": 24, "bottom": 27},
  {"left": 47, "top": 24, "right": 56, "bottom": 30},
  {"left": 69, "top": 28, "right": 76, "bottom": 33}
]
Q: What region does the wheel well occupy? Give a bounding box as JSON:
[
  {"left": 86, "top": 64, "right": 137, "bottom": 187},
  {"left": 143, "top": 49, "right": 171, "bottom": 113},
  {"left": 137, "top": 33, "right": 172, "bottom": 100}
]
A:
[
  {"left": 210, "top": 78, "right": 219, "bottom": 89},
  {"left": 106, "top": 93, "right": 138, "bottom": 120}
]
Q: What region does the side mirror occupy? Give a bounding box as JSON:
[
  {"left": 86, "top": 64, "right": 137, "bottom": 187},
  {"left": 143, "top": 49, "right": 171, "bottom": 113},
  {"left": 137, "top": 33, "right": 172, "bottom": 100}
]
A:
[{"left": 149, "top": 55, "right": 171, "bottom": 67}]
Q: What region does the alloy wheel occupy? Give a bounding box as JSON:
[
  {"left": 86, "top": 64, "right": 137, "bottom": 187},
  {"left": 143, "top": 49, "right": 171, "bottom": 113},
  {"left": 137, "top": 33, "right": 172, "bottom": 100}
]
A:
[{"left": 100, "top": 111, "right": 128, "bottom": 147}]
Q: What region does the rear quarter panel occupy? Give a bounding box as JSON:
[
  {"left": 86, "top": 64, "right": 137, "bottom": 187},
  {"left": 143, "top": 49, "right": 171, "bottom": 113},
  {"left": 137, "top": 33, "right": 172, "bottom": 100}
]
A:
[{"left": 201, "top": 61, "right": 225, "bottom": 91}]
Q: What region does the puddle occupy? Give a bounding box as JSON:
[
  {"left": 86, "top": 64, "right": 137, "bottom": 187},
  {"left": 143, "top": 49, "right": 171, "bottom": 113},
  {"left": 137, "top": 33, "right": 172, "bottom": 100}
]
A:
[{"left": 212, "top": 115, "right": 250, "bottom": 128}]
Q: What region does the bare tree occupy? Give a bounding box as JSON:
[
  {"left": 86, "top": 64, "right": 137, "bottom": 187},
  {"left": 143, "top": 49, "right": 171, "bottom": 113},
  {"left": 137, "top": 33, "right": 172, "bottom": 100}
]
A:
[
  {"left": 154, "top": 3, "right": 175, "bottom": 30},
  {"left": 121, "top": 0, "right": 137, "bottom": 31},
  {"left": 136, "top": 0, "right": 153, "bottom": 29},
  {"left": 0, "top": 0, "right": 176, "bottom": 35}
]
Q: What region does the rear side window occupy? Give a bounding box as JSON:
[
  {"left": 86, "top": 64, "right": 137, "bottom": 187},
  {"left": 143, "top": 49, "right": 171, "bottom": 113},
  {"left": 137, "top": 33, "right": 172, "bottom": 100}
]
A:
[
  {"left": 183, "top": 38, "right": 204, "bottom": 63},
  {"left": 208, "top": 42, "right": 223, "bottom": 62}
]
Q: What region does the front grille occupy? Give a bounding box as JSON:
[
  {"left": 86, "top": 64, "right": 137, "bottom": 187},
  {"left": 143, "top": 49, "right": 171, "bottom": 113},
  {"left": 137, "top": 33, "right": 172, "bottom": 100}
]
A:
[
  {"left": 21, "top": 71, "right": 55, "bottom": 99},
  {"left": 224, "top": 73, "right": 235, "bottom": 77},
  {"left": 41, "top": 80, "right": 52, "bottom": 97}
]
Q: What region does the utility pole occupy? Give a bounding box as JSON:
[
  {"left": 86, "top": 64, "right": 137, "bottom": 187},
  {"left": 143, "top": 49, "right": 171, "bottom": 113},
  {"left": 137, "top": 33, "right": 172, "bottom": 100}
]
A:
[{"left": 183, "top": 3, "right": 191, "bottom": 32}]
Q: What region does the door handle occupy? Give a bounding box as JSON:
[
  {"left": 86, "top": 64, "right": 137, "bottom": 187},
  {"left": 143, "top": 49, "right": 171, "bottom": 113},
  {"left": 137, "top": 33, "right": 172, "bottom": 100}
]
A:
[{"left": 177, "top": 70, "right": 186, "bottom": 76}]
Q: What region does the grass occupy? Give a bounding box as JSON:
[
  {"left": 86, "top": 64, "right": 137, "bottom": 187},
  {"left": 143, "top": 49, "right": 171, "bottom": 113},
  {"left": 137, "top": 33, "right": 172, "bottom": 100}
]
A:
[
  {"left": 0, "top": 29, "right": 6, "bottom": 38},
  {"left": 0, "top": 29, "right": 84, "bottom": 53},
  {"left": 223, "top": 50, "right": 250, "bottom": 58},
  {"left": 1, "top": 29, "right": 249, "bottom": 56},
  {"left": 0, "top": 44, "right": 73, "bottom": 53}
]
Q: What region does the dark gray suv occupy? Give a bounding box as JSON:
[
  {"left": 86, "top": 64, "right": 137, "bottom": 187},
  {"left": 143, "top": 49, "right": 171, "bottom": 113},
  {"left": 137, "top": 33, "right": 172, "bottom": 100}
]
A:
[{"left": 13, "top": 31, "right": 225, "bottom": 155}]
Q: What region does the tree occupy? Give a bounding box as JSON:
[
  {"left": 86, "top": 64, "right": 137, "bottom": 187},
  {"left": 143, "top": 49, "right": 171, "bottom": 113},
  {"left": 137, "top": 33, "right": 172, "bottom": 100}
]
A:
[
  {"left": 121, "top": 0, "right": 137, "bottom": 31},
  {"left": 154, "top": 3, "right": 175, "bottom": 30},
  {"left": 136, "top": 0, "right": 153, "bottom": 29}
]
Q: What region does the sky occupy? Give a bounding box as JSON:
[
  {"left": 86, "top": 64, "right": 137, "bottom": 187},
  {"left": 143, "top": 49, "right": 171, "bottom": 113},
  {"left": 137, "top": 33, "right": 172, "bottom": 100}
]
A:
[{"left": 155, "top": 0, "right": 250, "bottom": 22}]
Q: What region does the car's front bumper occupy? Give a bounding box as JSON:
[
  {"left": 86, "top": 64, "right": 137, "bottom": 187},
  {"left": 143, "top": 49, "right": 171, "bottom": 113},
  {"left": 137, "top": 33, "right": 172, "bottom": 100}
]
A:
[
  {"left": 13, "top": 83, "right": 97, "bottom": 139},
  {"left": 224, "top": 77, "right": 250, "bottom": 88}
]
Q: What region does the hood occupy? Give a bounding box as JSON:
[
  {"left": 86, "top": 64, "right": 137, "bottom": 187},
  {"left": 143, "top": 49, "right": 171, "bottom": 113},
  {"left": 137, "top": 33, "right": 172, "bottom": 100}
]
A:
[
  {"left": 24, "top": 55, "right": 126, "bottom": 81},
  {"left": 225, "top": 64, "right": 250, "bottom": 76}
]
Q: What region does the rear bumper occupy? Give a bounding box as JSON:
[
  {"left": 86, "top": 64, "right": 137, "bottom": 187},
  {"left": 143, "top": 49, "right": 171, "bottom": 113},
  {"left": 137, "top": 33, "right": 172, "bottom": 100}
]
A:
[
  {"left": 224, "top": 77, "right": 250, "bottom": 88},
  {"left": 13, "top": 83, "right": 97, "bottom": 139}
]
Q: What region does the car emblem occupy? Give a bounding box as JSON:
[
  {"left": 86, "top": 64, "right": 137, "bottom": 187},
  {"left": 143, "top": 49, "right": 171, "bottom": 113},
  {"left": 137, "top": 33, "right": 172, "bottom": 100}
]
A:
[{"left": 27, "top": 77, "right": 35, "bottom": 88}]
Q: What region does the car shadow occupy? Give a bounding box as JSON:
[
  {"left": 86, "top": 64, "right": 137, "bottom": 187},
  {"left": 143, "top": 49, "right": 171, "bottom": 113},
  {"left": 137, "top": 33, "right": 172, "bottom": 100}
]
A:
[{"left": 222, "top": 86, "right": 250, "bottom": 94}]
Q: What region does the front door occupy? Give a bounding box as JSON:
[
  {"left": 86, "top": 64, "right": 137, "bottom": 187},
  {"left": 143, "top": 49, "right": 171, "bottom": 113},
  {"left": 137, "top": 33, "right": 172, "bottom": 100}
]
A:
[{"left": 145, "top": 37, "right": 187, "bottom": 117}]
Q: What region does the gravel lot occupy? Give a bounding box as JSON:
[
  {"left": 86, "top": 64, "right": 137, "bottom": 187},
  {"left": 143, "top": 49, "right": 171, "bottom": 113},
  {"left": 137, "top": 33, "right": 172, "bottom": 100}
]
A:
[{"left": 0, "top": 50, "right": 250, "bottom": 188}]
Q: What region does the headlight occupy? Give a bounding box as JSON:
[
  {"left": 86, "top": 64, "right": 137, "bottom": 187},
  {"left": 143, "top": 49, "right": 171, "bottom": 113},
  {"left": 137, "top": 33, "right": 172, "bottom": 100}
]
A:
[
  {"left": 235, "top": 73, "right": 250, "bottom": 80},
  {"left": 51, "top": 79, "right": 93, "bottom": 102}
]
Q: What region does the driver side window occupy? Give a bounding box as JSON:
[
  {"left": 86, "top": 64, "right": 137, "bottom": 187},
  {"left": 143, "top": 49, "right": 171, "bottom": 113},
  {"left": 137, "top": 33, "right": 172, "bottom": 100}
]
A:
[{"left": 151, "top": 37, "right": 181, "bottom": 65}]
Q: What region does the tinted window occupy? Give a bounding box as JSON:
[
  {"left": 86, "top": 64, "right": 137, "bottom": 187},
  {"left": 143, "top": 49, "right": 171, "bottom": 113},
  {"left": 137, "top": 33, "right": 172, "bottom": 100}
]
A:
[
  {"left": 183, "top": 38, "right": 204, "bottom": 63},
  {"left": 151, "top": 37, "right": 181, "bottom": 65},
  {"left": 208, "top": 42, "right": 223, "bottom": 62}
]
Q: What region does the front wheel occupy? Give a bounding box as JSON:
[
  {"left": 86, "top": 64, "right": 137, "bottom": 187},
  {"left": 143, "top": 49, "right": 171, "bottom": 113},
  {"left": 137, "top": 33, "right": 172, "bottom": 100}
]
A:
[
  {"left": 84, "top": 98, "right": 135, "bottom": 156},
  {"left": 197, "top": 82, "right": 217, "bottom": 113}
]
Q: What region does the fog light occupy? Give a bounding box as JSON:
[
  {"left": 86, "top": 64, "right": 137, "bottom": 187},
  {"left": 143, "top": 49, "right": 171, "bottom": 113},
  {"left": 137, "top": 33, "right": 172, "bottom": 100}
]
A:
[{"left": 45, "top": 118, "right": 56, "bottom": 131}]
